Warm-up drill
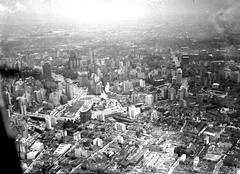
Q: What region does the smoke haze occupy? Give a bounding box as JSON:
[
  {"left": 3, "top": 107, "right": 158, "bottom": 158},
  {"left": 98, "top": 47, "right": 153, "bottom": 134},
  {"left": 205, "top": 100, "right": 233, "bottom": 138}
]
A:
[{"left": 210, "top": 0, "right": 240, "bottom": 34}]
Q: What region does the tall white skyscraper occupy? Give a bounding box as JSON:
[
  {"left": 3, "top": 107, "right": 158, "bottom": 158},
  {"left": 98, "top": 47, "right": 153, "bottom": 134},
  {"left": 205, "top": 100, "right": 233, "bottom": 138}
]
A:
[
  {"left": 105, "top": 82, "right": 110, "bottom": 93},
  {"left": 129, "top": 105, "right": 141, "bottom": 119},
  {"left": 176, "top": 68, "right": 182, "bottom": 84},
  {"left": 17, "top": 97, "right": 27, "bottom": 115},
  {"left": 45, "top": 116, "right": 52, "bottom": 129},
  {"left": 139, "top": 79, "right": 146, "bottom": 88}
]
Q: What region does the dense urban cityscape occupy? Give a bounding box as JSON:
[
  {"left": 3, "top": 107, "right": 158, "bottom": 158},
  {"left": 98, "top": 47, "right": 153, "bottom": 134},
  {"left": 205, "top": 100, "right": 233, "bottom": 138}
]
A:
[{"left": 1, "top": 0, "right": 240, "bottom": 174}]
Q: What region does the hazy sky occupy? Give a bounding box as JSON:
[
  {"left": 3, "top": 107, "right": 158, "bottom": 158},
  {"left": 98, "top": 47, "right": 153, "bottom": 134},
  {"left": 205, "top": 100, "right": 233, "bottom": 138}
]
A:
[{"left": 0, "top": 0, "right": 238, "bottom": 25}]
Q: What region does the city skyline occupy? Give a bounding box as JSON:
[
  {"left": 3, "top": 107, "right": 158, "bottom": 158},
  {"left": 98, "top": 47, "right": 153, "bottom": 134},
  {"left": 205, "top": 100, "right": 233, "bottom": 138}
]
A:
[{"left": 1, "top": 1, "right": 240, "bottom": 174}]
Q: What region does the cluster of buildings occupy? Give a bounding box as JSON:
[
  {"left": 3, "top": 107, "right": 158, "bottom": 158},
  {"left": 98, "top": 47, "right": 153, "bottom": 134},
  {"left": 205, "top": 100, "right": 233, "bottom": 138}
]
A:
[{"left": 2, "top": 22, "right": 240, "bottom": 174}]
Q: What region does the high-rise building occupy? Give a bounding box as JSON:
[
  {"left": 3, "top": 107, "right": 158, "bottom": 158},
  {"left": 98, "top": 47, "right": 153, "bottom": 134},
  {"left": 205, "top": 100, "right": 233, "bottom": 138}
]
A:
[
  {"left": 88, "top": 73, "right": 99, "bottom": 94},
  {"left": 42, "top": 62, "right": 52, "bottom": 79},
  {"left": 129, "top": 105, "right": 141, "bottom": 119},
  {"left": 6, "top": 109, "right": 11, "bottom": 118},
  {"left": 204, "top": 72, "right": 212, "bottom": 87},
  {"left": 123, "top": 81, "right": 133, "bottom": 94},
  {"left": 232, "top": 71, "right": 240, "bottom": 83},
  {"left": 65, "top": 79, "right": 74, "bottom": 100},
  {"left": 60, "top": 95, "right": 68, "bottom": 105},
  {"left": 105, "top": 82, "right": 110, "bottom": 93},
  {"left": 181, "top": 55, "right": 190, "bottom": 65},
  {"left": 15, "top": 80, "right": 24, "bottom": 92},
  {"left": 139, "top": 79, "right": 146, "bottom": 88},
  {"left": 176, "top": 68, "right": 182, "bottom": 84},
  {"left": 73, "top": 131, "right": 81, "bottom": 141},
  {"left": 93, "top": 138, "right": 103, "bottom": 147},
  {"left": 10, "top": 84, "right": 15, "bottom": 94},
  {"left": 51, "top": 116, "right": 57, "bottom": 126},
  {"left": 3, "top": 91, "right": 11, "bottom": 108},
  {"left": 93, "top": 73, "right": 100, "bottom": 83},
  {"left": 74, "top": 147, "right": 82, "bottom": 158},
  {"left": 179, "top": 86, "right": 188, "bottom": 100},
  {"left": 138, "top": 94, "right": 146, "bottom": 103},
  {"left": 171, "top": 69, "right": 176, "bottom": 77},
  {"left": 69, "top": 51, "right": 81, "bottom": 69},
  {"left": 151, "top": 110, "right": 158, "bottom": 122},
  {"left": 163, "top": 87, "right": 169, "bottom": 99},
  {"left": 97, "top": 113, "right": 105, "bottom": 122},
  {"left": 179, "top": 87, "right": 184, "bottom": 101},
  {"left": 34, "top": 90, "right": 42, "bottom": 103},
  {"left": 97, "top": 68, "right": 103, "bottom": 79},
  {"left": 16, "top": 138, "right": 26, "bottom": 159},
  {"left": 17, "top": 97, "right": 27, "bottom": 115},
  {"left": 131, "top": 92, "right": 138, "bottom": 104},
  {"left": 151, "top": 91, "right": 158, "bottom": 103},
  {"left": 49, "top": 91, "right": 60, "bottom": 106},
  {"left": 168, "top": 87, "right": 176, "bottom": 101},
  {"left": 172, "top": 76, "right": 177, "bottom": 84},
  {"left": 145, "top": 94, "right": 154, "bottom": 105},
  {"left": 224, "top": 68, "right": 231, "bottom": 80},
  {"left": 89, "top": 78, "right": 96, "bottom": 94},
  {"left": 14, "top": 60, "right": 22, "bottom": 70},
  {"left": 40, "top": 88, "right": 46, "bottom": 101},
  {"left": 181, "top": 55, "right": 190, "bottom": 75},
  {"left": 123, "top": 81, "right": 129, "bottom": 94},
  {"left": 193, "top": 156, "right": 200, "bottom": 170},
  {"left": 45, "top": 116, "right": 52, "bottom": 129},
  {"left": 117, "top": 136, "right": 124, "bottom": 144},
  {"left": 119, "top": 61, "right": 124, "bottom": 70},
  {"left": 24, "top": 92, "right": 32, "bottom": 107},
  {"left": 69, "top": 59, "right": 74, "bottom": 69},
  {"left": 78, "top": 71, "right": 89, "bottom": 87},
  {"left": 80, "top": 104, "right": 91, "bottom": 123},
  {"left": 89, "top": 48, "right": 94, "bottom": 64},
  {"left": 58, "top": 81, "right": 64, "bottom": 93},
  {"left": 115, "top": 122, "right": 126, "bottom": 132},
  {"left": 95, "top": 81, "right": 102, "bottom": 95}
]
